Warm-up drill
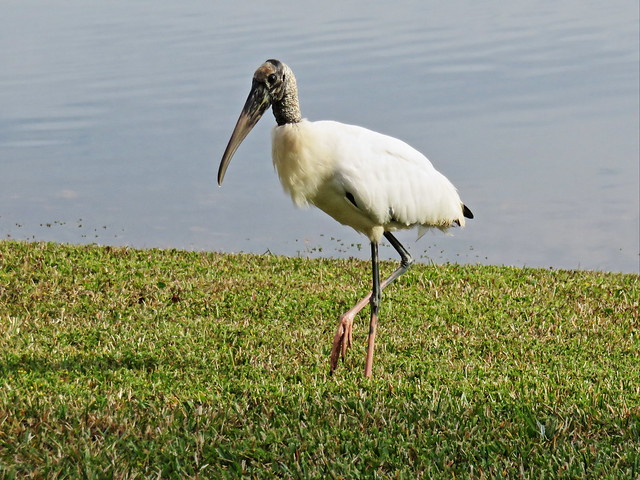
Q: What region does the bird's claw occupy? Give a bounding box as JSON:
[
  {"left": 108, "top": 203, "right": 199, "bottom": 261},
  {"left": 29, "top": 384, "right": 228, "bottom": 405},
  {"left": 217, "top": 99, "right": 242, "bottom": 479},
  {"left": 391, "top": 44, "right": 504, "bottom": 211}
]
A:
[{"left": 329, "top": 313, "right": 354, "bottom": 372}]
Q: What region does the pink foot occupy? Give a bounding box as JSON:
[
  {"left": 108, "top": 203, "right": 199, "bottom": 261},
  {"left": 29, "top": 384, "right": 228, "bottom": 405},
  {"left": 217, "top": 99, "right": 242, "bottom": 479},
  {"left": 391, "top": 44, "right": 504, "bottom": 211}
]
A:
[
  {"left": 329, "top": 291, "right": 372, "bottom": 372},
  {"left": 329, "top": 311, "right": 355, "bottom": 372}
]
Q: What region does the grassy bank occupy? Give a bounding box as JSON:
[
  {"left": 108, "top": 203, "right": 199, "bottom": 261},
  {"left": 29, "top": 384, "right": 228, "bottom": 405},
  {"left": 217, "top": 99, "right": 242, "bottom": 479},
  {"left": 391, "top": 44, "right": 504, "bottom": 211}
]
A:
[{"left": 0, "top": 240, "right": 638, "bottom": 479}]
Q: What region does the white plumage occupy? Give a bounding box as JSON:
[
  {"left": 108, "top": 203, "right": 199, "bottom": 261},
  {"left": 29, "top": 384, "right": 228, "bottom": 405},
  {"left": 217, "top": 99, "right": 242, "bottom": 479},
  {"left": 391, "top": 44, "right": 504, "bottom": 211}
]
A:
[
  {"left": 217, "top": 59, "right": 473, "bottom": 378},
  {"left": 272, "top": 120, "right": 466, "bottom": 243}
]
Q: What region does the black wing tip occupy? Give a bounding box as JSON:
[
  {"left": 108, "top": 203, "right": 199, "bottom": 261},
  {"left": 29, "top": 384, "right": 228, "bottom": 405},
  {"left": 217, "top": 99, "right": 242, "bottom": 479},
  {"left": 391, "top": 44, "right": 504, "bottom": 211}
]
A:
[
  {"left": 345, "top": 191, "right": 358, "bottom": 208},
  {"left": 463, "top": 204, "right": 474, "bottom": 219}
]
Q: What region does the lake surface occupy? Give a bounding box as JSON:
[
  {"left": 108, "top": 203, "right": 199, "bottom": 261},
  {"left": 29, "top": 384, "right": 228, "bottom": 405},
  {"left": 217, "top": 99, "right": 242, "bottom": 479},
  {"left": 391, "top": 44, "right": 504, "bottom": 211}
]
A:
[{"left": 1, "top": 1, "right": 638, "bottom": 273}]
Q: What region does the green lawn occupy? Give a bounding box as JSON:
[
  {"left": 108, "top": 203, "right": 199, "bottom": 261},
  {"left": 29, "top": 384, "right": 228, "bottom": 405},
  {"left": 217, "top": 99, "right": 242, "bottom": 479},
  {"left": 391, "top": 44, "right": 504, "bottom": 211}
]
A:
[{"left": 0, "top": 240, "right": 638, "bottom": 479}]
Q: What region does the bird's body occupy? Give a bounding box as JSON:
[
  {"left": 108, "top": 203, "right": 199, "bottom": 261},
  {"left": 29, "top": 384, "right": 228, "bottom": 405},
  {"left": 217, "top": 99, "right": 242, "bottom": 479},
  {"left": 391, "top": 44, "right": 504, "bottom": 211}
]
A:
[
  {"left": 217, "top": 59, "right": 473, "bottom": 377},
  {"left": 272, "top": 119, "right": 467, "bottom": 243}
]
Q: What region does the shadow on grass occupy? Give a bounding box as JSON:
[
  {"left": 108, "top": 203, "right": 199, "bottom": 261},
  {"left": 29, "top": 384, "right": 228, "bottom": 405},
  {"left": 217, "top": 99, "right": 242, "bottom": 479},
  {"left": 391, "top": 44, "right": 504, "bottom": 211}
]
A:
[{"left": 1, "top": 351, "right": 167, "bottom": 376}]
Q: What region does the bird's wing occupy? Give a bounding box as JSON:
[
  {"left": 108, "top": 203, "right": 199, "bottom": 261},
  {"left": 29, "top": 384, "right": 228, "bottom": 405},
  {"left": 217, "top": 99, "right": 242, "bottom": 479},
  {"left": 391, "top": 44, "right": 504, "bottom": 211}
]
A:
[{"left": 317, "top": 121, "right": 465, "bottom": 229}]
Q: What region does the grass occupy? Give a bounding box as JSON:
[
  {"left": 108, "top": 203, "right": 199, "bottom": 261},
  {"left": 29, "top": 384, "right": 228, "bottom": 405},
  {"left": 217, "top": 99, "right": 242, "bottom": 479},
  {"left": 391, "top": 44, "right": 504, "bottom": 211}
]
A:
[{"left": 0, "top": 240, "right": 638, "bottom": 479}]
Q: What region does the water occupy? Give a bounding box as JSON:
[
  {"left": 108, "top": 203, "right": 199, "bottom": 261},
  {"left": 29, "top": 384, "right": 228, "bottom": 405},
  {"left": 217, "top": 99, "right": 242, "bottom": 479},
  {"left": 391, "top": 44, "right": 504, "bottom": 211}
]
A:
[{"left": 1, "top": 0, "right": 638, "bottom": 273}]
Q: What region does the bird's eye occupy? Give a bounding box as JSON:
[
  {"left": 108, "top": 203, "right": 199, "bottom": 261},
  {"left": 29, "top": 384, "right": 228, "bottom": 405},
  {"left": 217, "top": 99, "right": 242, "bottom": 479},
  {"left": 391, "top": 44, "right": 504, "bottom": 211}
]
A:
[{"left": 268, "top": 73, "right": 277, "bottom": 84}]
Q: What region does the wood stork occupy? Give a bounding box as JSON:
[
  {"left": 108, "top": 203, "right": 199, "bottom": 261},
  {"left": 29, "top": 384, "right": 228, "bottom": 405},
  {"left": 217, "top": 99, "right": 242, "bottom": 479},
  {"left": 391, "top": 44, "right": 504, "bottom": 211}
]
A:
[{"left": 218, "top": 59, "right": 473, "bottom": 378}]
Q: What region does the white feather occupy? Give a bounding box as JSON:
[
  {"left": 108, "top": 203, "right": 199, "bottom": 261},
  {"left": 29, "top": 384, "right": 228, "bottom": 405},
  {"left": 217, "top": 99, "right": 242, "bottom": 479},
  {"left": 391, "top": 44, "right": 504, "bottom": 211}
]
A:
[{"left": 272, "top": 119, "right": 465, "bottom": 243}]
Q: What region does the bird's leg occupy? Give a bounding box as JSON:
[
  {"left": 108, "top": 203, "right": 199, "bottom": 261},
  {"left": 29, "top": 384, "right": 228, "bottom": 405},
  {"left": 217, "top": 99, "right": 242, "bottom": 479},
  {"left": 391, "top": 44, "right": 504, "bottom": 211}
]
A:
[
  {"left": 382, "top": 231, "right": 414, "bottom": 281},
  {"left": 329, "top": 232, "right": 414, "bottom": 374},
  {"left": 364, "top": 242, "right": 381, "bottom": 378},
  {"left": 329, "top": 303, "right": 360, "bottom": 369},
  {"left": 329, "top": 283, "right": 377, "bottom": 373}
]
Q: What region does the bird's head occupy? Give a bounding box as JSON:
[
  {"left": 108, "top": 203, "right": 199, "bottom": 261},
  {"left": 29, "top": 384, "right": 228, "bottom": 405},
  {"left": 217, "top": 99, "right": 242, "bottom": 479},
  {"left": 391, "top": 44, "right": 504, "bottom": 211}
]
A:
[{"left": 217, "top": 59, "right": 289, "bottom": 185}]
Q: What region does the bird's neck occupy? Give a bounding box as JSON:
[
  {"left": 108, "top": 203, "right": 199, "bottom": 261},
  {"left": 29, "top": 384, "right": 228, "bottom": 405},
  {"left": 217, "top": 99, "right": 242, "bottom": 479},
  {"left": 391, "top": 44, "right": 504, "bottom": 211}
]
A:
[{"left": 272, "top": 66, "right": 302, "bottom": 126}]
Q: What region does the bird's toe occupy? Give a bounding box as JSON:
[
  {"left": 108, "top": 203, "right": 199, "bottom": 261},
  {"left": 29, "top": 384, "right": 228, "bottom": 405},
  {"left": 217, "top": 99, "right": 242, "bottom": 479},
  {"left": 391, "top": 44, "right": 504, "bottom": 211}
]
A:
[{"left": 329, "top": 312, "right": 355, "bottom": 372}]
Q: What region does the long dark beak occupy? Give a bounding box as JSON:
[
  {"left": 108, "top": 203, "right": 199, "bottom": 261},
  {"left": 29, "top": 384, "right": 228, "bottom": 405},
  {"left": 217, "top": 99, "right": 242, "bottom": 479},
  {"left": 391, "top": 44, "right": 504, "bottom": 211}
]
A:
[{"left": 217, "top": 81, "right": 271, "bottom": 185}]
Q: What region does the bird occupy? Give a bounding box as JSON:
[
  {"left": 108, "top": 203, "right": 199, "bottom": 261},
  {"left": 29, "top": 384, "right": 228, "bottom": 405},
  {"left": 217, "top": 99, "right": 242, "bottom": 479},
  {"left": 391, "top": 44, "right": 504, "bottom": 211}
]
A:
[{"left": 217, "top": 59, "right": 473, "bottom": 378}]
